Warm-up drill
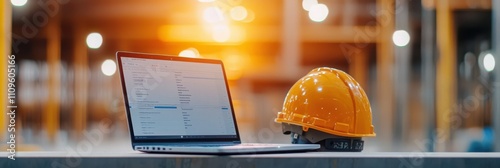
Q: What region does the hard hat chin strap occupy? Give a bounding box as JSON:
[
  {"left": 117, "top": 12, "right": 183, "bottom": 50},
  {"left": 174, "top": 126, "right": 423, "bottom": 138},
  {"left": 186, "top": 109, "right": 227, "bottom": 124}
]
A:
[{"left": 282, "top": 123, "right": 364, "bottom": 152}]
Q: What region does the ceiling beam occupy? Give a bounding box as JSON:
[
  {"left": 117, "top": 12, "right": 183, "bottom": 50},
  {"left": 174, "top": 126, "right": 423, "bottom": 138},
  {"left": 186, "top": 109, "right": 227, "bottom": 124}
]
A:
[{"left": 422, "top": 0, "right": 491, "bottom": 10}]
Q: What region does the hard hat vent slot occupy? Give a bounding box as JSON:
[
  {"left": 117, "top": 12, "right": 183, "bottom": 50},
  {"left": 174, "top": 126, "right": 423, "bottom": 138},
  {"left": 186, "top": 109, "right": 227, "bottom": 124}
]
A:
[
  {"left": 291, "top": 114, "right": 304, "bottom": 122},
  {"left": 334, "top": 122, "right": 350, "bottom": 133},
  {"left": 311, "top": 118, "right": 327, "bottom": 128}
]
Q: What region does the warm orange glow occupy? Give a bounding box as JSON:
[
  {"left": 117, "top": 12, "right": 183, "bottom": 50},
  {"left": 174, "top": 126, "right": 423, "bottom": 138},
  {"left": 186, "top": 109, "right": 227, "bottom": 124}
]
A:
[
  {"left": 212, "top": 24, "right": 231, "bottom": 42},
  {"left": 223, "top": 54, "right": 248, "bottom": 80},
  {"left": 203, "top": 6, "right": 225, "bottom": 23},
  {"left": 230, "top": 6, "right": 248, "bottom": 21},
  {"left": 242, "top": 9, "right": 255, "bottom": 23},
  {"left": 158, "top": 25, "right": 208, "bottom": 42},
  {"left": 179, "top": 48, "right": 201, "bottom": 58},
  {"left": 198, "top": 0, "right": 215, "bottom": 2},
  {"left": 158, "top": 24, "right": 250, "bottom": 43}
]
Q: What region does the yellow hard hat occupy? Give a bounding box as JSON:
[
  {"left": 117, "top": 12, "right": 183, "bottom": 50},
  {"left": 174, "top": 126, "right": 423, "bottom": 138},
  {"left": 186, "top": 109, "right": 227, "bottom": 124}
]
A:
[{"left": 275, "top": 67, "right": 375, "bottom": 151}]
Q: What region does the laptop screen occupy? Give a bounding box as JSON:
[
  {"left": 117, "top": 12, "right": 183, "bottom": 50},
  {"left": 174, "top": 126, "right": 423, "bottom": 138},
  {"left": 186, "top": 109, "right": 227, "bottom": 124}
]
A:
[{"left": 117, "top": 52, "right": 239, "bottom": 142}]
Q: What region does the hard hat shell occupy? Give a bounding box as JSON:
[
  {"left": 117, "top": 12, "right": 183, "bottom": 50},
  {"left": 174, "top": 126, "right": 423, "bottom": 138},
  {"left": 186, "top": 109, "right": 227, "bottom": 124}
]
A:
[{"left": 275, "top": 67, "right": 376, "bottom": 138}]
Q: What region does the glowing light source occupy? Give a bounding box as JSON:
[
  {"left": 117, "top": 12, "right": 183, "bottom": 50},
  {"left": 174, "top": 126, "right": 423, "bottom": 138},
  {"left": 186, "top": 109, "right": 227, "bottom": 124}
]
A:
[
  {"left": 11, "top": 0, "right": 27, "bottom": 6},
  {"left": 302, "top": 0, "right": 318, "bottom": 11},
  {"left": 392, "top": 30, "right": 410, "bottom": 47},
  {"left": 483, "top": 53, "right": 495, "bottom": 72},
  {"left": 203, "top": 6, "right": 224, "bottom": 23},
  {"left": 308, "top": 4, "right": 329, "bottom": 22},
  {"left": 179, "top": 48, "right": 200, "bottom": 58},
  {"left": 230, "top": 6, "right": 248, "bottom": 21},
  {"left": 242, "top": 9, "right": 255, "bottom": 23},
  {"left": 212, "top": 25, "right": 231, "bottom": 42},
  {"left": 101, "top": 59, "right": 116, "bottom": 76},
  {"left": 86, "top": 32, "right": 103, "bottom": 49}
]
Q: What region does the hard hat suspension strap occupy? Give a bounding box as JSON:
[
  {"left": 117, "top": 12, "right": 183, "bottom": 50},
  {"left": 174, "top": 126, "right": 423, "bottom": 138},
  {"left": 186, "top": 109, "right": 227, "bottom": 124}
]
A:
[{"left": 282, "top": 123, "right": 364, "bottom": 152}]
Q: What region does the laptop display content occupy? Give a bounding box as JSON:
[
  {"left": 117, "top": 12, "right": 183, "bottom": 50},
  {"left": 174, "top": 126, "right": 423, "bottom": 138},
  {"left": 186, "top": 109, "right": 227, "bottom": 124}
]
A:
[{"left": 116, "top": 51, "right": 319, "bottom": 154}]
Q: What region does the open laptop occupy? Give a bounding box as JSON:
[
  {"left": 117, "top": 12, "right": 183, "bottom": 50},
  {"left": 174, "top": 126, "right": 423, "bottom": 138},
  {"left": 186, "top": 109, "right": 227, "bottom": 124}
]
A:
[{"left": 116, "top": 51, "right": 319, "bottom": 154}]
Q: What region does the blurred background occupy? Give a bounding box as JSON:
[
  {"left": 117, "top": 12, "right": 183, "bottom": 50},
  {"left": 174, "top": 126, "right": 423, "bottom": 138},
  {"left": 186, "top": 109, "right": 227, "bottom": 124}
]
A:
[{"left": 1, "top": 0, "right": 500, "bottom": 152}]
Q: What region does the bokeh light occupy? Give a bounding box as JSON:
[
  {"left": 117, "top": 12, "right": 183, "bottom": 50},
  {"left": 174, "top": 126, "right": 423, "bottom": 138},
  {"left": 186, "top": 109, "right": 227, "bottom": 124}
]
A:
[
  {"left": 242, "top": 9, "right": 255, "bottom": 23},
  {"left": 11, "top": 0, "right": 27, "bottom": 7},
  {"left": 212, "top": 25, "right": 231, "bottom": 42},
  {"left": 308, "top": 4, "right": 329, "bottom": 22},
  {"left": 203, "top": 6, "right": 225, "bottom": 23},
  {"left": 230, "top": 6, "right": 248, "bottom": 21},
  {"left": 392, "top": 30, "right": 411, "bottom": 47},
  {"left": 179, "top": 48, "right": 200, "bottom": 58},
  {"left": 86, "top": 32, "right": 103, "bottom": 49},
  {"left": 302, "top": 0, "right": 318, "bottom": 11},
  {"left": 101, "top": 59, "right": 116, "bottom": 76},
  {"left": 483, "top": 53, "right": 495, "bottom": 72}
]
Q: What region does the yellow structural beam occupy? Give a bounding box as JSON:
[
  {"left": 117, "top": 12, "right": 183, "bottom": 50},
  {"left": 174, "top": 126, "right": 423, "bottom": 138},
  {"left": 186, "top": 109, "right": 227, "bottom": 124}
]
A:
[
  {"left": 73, "top": 25, "right": 88, "bottom": 139},
  {"left": 349, "top": 49, "right": 369, "bottom": 90},
  {"left": 422, "top": 0, "right": 491, "bottom": 10},
  {"left": 1, "top": 0, "right": 12, "bottom": 139},
  {"left": 43, "top": 16, "right": 61, "bottom": 142},
  {"left": 436, "top": 0, "right": 456, "bottom": 151},
  {"left": 376, "top": 0, "right": 395, "bottom": 149}
]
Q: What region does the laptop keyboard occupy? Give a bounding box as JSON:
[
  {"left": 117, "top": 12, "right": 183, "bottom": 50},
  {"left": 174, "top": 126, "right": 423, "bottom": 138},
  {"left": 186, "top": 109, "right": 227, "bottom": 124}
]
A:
[{"left": 138, "top": 143, "right": 278, "bottom": 151}]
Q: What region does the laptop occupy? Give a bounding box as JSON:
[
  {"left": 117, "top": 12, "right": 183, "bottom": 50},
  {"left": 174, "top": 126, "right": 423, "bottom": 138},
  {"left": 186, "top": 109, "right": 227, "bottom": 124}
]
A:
[{"left": 116, "top": 51, "right": 319, "bottom": 154}]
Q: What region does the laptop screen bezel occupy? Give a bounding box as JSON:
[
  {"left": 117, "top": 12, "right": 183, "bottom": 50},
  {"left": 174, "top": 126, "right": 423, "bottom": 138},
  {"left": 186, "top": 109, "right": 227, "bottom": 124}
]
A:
[{"left": 116, "top": 51, "right": 241, "bottom": 144}]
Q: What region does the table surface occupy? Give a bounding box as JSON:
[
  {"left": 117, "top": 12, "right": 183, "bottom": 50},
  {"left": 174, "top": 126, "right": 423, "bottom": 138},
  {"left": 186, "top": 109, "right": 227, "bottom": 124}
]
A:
[
  {"left": 2, "top": 152, "right": 500, "bottom": 168},
  {"left": 4, "top": 151, "right": 500, "bottom": 158}
]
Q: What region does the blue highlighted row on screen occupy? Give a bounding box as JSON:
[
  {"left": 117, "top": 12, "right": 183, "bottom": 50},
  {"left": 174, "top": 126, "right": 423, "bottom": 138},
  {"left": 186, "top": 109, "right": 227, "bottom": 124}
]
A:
[
  {"left": 154, "top": 106, "right": 178, "bottom": 109},
  {"left": 130, "top": 106, "right": 226, "bottom": 110}
]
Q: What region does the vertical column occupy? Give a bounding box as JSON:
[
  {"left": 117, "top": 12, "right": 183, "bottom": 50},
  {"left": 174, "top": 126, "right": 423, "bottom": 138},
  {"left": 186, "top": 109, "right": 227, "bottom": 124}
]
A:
[
  {"left": 376, "top": 0, "right": 395, "bottom": 150},
  {"left": 394, "top": 0, "right": 411, "bottom": 149},
  {"left": 492, "top": 0, "right": 500, "bottom": 152},
  {"left": 1, "top": 0, "right": 12, "bottom": 139},
  {"left": 349, "top": 49, "right": 368, "bottom": 89},
  {"left": 73, "top": 25, "right": 88, "bottom": 139},
  {"left": 436, "top": 0, "right": 456, "bottom": 151},
  {"left": 44, "top": 15, "right": 61, "bottom": 142},
  {"left": 421, "top": 6, "right": 436, "bottom": 152},
  {"left": 280, "top": 0, "right": 301, "bottom": 75}
]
